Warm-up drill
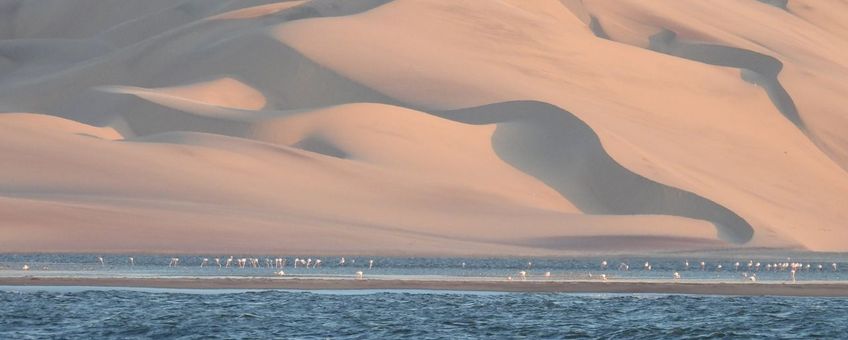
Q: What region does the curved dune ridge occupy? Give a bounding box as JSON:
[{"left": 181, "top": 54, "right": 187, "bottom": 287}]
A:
[{"left": 1, "top": 0, "right": 848, "bottom": 254}]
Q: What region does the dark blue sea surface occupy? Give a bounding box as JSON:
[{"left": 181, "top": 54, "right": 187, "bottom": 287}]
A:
[{"left": 1, "top": 288, "right": 847, "bottom": 339}]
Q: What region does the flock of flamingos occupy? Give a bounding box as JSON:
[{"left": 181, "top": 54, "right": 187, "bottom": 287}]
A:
[{"left": 12, "top": 256, "right": 840, "bottom": 283}]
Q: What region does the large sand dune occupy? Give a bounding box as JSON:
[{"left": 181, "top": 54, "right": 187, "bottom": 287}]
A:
[{"left": 1, "top": 0, "right": 847, "bottom": 254}]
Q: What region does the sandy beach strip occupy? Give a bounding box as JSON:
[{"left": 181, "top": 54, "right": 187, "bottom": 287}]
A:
[{"left": 1, "top": 276, "right": 847, "bottom": 297}]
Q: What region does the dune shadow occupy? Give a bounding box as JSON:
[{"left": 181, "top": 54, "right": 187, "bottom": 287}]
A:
[
  {"left": 649, "top": 29, "right": 803, "bottom": 128},
  {"left": 437, "top": 101, "right": 754, "bottom": 244}
]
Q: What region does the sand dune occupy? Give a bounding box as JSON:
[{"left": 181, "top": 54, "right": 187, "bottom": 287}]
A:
[{"left": 1, "top": 0, "right": 847, "bottom": 254}]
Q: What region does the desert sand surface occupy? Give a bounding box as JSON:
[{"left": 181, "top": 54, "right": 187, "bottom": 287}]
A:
[
  {"left": 1, "top": 0, "right": 847, "bottom": 255},
  {"left": 2, "top": 276, "right": 848, "bottom": 297}
]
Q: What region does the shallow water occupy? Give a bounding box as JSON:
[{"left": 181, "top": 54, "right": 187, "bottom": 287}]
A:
[
  {"left": 1, "top": 288, "right": 847, "bottom": 339},
  {"left": 2, "top": 253, "right": 847, "bottom": 282}
]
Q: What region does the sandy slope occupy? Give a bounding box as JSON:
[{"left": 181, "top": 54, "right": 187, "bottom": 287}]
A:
[{"left": 1, "top": 0, "right": 847, "bottom": 254}]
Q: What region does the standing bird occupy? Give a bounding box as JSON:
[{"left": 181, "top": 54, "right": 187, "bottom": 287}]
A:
[
  {"left": 833, "top": 263, "right": 838, "bottom": 272},
  {"left": 339, "top": 257, "right": 346, "bottom": 266},
  {"left": 128, "top": 257, "right": 134, "bottom": 267},
  {"left": 356, "top": 271, "right": 364, "bottom": 279},
  {"left": 22, "top": 264, "right": 30, "bottom": 271},
  {"left": 527, "top": 261, "right": 533, "bottom": 269},
  {"left": 817, "top": 264, "right": 824, "bottom": 271},
  {"left": 518, "top": 271, "right": 527, "bottom": 280},
  {"left": 644, "top": 262, "right": 652, "bottom": 271},
  {"left": 684, "top": 260, "right": 690, "bottom": 270},
  {"left": 294, "top": 258, "right": 300, "bottom": 268},
  {"left": 790, "top": 269, "right": 797, "bottom": 283},
  {"left": 306, "top": 258, "right": 313, "bottom": 269},
  {"left": 200, "top": 258, "right": 209, "bottom": 268},
  {"left": 225, "top": 256, "right": 233, "bottom": 268},
  {"left": 98, "top": 257, "right": 105, "bottom": 267},
  {"left": 601, "top": 260, "right": 608, "bottom": 270},
  {"left": 462, "top": 262, "right": 466, "bottom": 269},
  {"left": 314, "top": 259, "right": 322, "bottom": 268},
  {"left": 749, "top": 274, "right": 757, "bottom": 282},
  {"left": 168, "top": 258, "right": 179, "bottom": 267},
  {"left": 700, "top": 261, "right": 706, "bottom": 271},
  {"left": 369, "top": 259, "right": 374, "bottom": 270},
  {"left": 215, "top": 258, "right": 221, "bottom": 268},
  {"left": 734, "top": 262, "right": 740, "bottom": 271},
  {"left": 600, "top": 274, "right": 608, "bottom": 281},
  {"left": 716, "top": 264, "right": 723, "bottom": 272},
  {"left": 673, "top": 272, "right": 681, "bottom": 280}
]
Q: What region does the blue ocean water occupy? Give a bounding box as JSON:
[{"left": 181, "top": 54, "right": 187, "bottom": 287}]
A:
[{"left": 1, "top": 288, "right": 847, "bottom": 339}]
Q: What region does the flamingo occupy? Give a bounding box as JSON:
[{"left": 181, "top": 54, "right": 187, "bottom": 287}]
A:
[
  {"left": 215, "top": 258, "right": 221, "bottom": 268},
  {"left": 356, "top": 271, "right": 364, "bottom": 279},
  {"left": 618, "top": 262, "right": 629, "bottom": 271},
  {"left": 684, "top": 260, "right": 690, "bottom": 270},
  {"left": 462, "top": 262, "right": 466, "bottom": 269},
  {"left": 276, "top": 270, "right": 285, "bottom": 276},
  {"left": 817, "top": 264, "right": 824, "bottom": 271},
  {"left": 225, "top": 256, "right": 233, "bottom": 268},
  {"left": 98, "top": 256, "right": 105, "bottom": 266},
  {"left": 339, "top": 257, "right": 346, "bottom": 266},
  {"left": 833, "top": 263, "right": 838, "bottom": 272},
  {"left": 306, "top": 258, "right": 313, "bottom": 269},
  {"left": 600, "top": 274, "right": 607, "bottom": 281},
  {"left": 369, "top": 259, "right": 374, "bottom": 270},
  {"left": 754, "top": 262, "right": 761, "bottom": 272},
  {"left": 749, "top": 274, "right": 757, "bottom": 282},
  {"left": 734, "top": 262, "right": 740, "bottom": 271},
  {"left": 200, "top": 258, "right": 209, "bottom": 268},
  {"left": 700, "top": 261, "right": 706, "bottom": 271},
  {"left": 545, "top": 271, "right": 551, "bottom": 278},
  {"left": 314, "top": 259, "right": 322, "bottom": 268},
  {"left": 601, "top": 260, "right": 608, "bottom": 270},
  {"left": 673, "top": 272, "right": 681, "bottom": 280},
  {"left": 22, "top": 264, "right": 30, "bottom": 271},
  {"left": 790, "top": 269, "right": 796, "bottom": 283},
  {"left": 294, "top": 258, "right": 300, "bottom": 268},
  {"left": 644, "top": 262, "right": 652, "bottom": 271},
  {"left": 518, "top": 271, "right": 527, "bottom": 280},
  {"left": 527, "top": 261, "right": 533, "bottom": 269},
  {"left": 747, "top": 260, "right": 753, "bottom": 271},
  {"left": 169, "top": 258, "right": 179, "bottom": 267},
  {"left": 716, "top": 264, "right": 723, "bottom": 272},
  {"left": 128, "top": 257, "right": 134, "bottom": 267}
]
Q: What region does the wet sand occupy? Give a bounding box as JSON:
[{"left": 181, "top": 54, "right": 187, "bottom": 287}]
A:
[{"left": 2, "top": 276, "right": 847, "bottom": 297}]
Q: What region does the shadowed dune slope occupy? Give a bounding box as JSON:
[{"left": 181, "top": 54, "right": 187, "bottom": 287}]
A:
[
  {"left": 438, "top": 101, "right": 754, "bottom": 244},
  {"left": 0, "top": 112, "right": 725, "bottom": 254}
]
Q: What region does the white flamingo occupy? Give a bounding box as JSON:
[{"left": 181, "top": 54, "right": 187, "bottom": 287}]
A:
[
  {"left": 22, "top": 264, "right": 30, "bottom": 271},
  {"left": 314, "top": 259, "right": 322, "bottom": 268},
  {"left": 673, "top": 272, "right": 681, "bottom": 280},
  {"left": 601, "top": 260, "right": 608, "bottom": 270},
  {"left": 790, "top": 269, "right": 796, "bottom": 283},
  {"left": 833, "top": 263, "right": 838, "bottom": 272},
  {"left": 462, "top": 262, "right": 466, "bottom": 268},
  {"left": 339, "top": 257, "right": 346, "bottom": 266},
  {"left": 98, "top": 257, "right": 105, "bottom": 266},
  {"left": 169, "top": 258, "right": 179, "bottom": 267},
  {"left": 369, "top": 259, "right": 374, "bottom": 270},
  {"left": 356, "top": 271, "right": 364, "bottom": 279},
  {"left": 129, "top": 257, "right": 134, "bottom": 267},
  {"left": 684, "top": 260, "right": 690, "bottom": 270},
  {"left": 200, "top": 258, "right": 209, "bottom": 268},
  {"left": 700, "top": 261, "right": 706, "bottom": 271},
  {"left": 225, "top": 256, "right": 233, "bottom": 268},
  {"left": 817, "top": 264, "right": 823, "bottom": 271},
  {"left": 518, "top": 271, "right": 527, "bottom": 280},
  {"left": 600, "top": 274, "right": 607, "bottom": 281},
  {"left": 749, "top": 274, "right": 757, "bottom": 282},
  {"left": 215, "top": 258, "right": 221, "bottom": 268},
  {"left": 644, "top": 262, "right": 652, "bottom": 271},
  {"left": 716, "top": 264, "right": 723, "bottom": 272},
  {"left": 734, "top": 262, "right": 740, "bottom": 271},
  {"left": 527, "top": 261, "right": 533, "bottom": 269},
  {"left": 294, "top": 258, "right": 300, "bottom": 268}
]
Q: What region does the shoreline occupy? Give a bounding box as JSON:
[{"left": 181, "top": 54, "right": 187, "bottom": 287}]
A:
[{"left": 2, "top": 276, "right": 848, "bottom": 297}]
